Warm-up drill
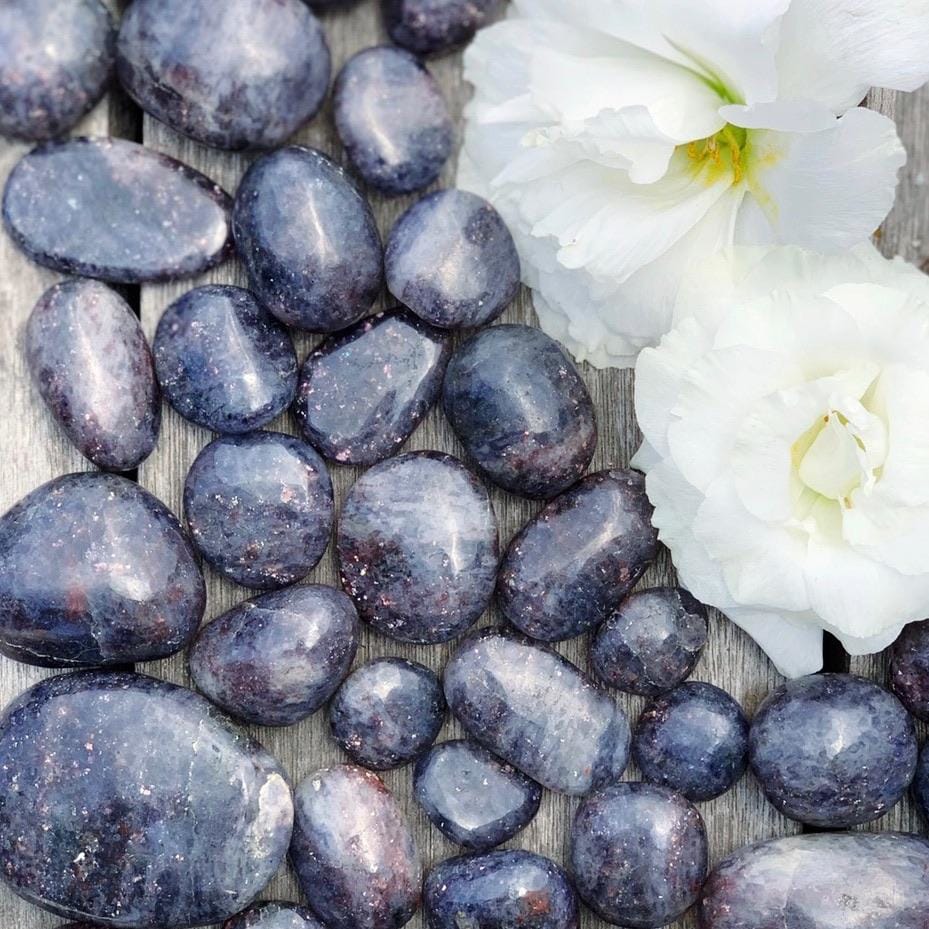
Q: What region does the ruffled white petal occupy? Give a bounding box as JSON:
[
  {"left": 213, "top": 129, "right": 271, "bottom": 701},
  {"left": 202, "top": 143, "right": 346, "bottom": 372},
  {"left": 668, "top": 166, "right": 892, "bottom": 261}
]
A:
[{"left": 723, "top": 607, "right": 825, "bottom": 678}]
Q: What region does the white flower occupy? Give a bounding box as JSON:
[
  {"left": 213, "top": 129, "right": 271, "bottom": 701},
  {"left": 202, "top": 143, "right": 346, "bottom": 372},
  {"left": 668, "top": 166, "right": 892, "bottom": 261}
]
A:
[
  {"left": 632, "top": 244, "right": 929, "bottom": 677},
  {"left": 458, "top": 0, "right": 929, "bottom": 368}
]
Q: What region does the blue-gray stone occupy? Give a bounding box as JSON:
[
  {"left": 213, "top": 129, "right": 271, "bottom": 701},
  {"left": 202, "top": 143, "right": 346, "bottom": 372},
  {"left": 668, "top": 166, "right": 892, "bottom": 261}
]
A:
[
  {"left": 224, "top": 902, "right": 328, "bottom": 929},
  {"left": 749, "top": 673, "right": 917, "bottom": 827},
  {"left": 233, "top": 146, "right": 383, "bottom": 332},
  {"left": 498, "top": 470, "right": 657, "bottom": 641},
  {"left": 26, "top": 279, "right": 160, "bottom": 472},
  {"left": 189, "top": 585, "right": 358, "bottom": 727},
  {"left": 571, "top": 782, "right": 707, "bottom": 929},
  {"left": 444, "top": 627, "right": 630, "bottom": 795},
  {"left": 382, "top": 0, "right": 501, "bottom": 57},
  {"left": 3, "top": 137, "right": 232, "bottom": 283},
  {"left": 337, "top": 452, "right": 498, "bottom": 643},
  {"left": 890, "top": 619, "right": 929, "bottom": 720},
  {"left": 295, "top": 308, "right": 450, "bottom": 466},
  {"left": 153, "top": 285, "right": 297, "bottom": 435},
  {"left": 117, "top": 0, "right": 330, "bottom": 151},
  {"left": 0, "top": 671, "right": 293, "bottom": 928},
  {"left": 0, "top": 472, "right": 204, "bottom": 668},
  {"left": 912, "top": 742, "right": 929, "bottom": 824},
  {"left": 334, "top": 46, "right": 452, "bottom": 196},
  {"left": 184, "top": 431, "right": 332, "bottom": 589},
  {"left": 413, "top": 740, "right": 541, "bottom": 850},
  {"left": 386, "top": 190, "right": 520, "bottom": 329}
]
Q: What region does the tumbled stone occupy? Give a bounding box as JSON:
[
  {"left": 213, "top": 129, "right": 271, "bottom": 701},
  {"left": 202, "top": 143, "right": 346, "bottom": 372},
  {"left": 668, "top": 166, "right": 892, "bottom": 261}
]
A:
[
  {"left": 425, "top": 850, "right": 578, "bottom": 929},
  {"left": 699, "top": 832, "right": 929, "bottom": 929},
  {"left": 337, "top": 452, "right": 498, "bottom": 643},
  {"left": 3, "top": 137, "right": 231, "bottom": 282},
  {"left": 0, "top": 472, "right": 204, "bottom": 668},
  {"left": 890, "top": 619, "right": 929, "bottom": 720},
  {"left": 749, "top": 673, "right": 917, "bottom": 827},
  {"left": 189, "top": 585, "right": 357, "bottom": 727},
  {"left": 912, "top": 742, "right": 929, "bottom": 823},
  {"left": 234, "top": 146, "right": 383, "bottom": 332},
  {"left": 498, "top": 470, "right": 657, "bottom": 640},
  {"left": 591, "top": 588, "right": 708, "bottom": 696},
  {"left": 224, "top": 902, "right": 328, "bottom": 929},
  {"left": 386, "top": 190, "right": 520, "bottom": 329},
  {"left": 26, "top": 279, "right": 160, "bottom": 472},
  {"left": 334, "top": 47, "right": 452, "bottom": 195},
  {"left": 154, "top": 285, "right": 297, "bottom": 434},
  {"left": 444, "top": 627, "right": 630, "bottom": 794},
  {"left": 291, "top": 765, "right": 421, "bottom": 929},
  {"left": 295, "top": 308, "right": 450, "bottom": 465},
  {"left": 413, "top": 739, "right": 542, "bottom": 850},
  {"left": 382, "top": 0, "right": 501, "bottom": 57},
  {"left": 0, "top": 0, "right": 115, "bottom": 141},
  {"left": 117, "top": 0, "right": 330, "bottom": 151},
  {"left": 184, "top": 431, "right": 332, "bottom": 589},
  {"left": 571, "top": 782, "right": 707, "bottom": 929},
  {"left": 0, "top": 671, "right": 293, "bottom": 928}
]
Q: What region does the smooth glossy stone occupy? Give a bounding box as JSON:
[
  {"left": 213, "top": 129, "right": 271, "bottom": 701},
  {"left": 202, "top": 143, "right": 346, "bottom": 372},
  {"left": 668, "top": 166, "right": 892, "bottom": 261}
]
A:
[
  {"left": 189, "top": 585, "right": 357, "bottom": 727},
  {"left": 382, "top": 0, "right": 501, "bottom": 56},
  {"left": 0, "top": 671, "right": 293, "bottom": 928},
  {"left": 3, "top": 137, "right": 231, "bottom": 282},
  {"left": 224, "top": 902, "right": 327, "bottom": 929},
  {"left": 0, "top": 0, "right": 115, "bottom": 141},
  {"left": 444, "top": 627, "right": 630, "bottom": 794},
  {"left": 633, "top": 682, "right": 748, "bottom": 802},
  {"left": 699, "top": 832, "right": 929, "bottom": 929},
  {"left": 26, "top": 279, "right": 160, "bottom": 472},
  {"left": 334, "top": 47, "right": 452, "bottom": 195},
  {"left": 337, "top": 452, "right": 498, "bottom": 643},
  {"left": 184, "top": 432, "right": 332, "bottom": 589},
  {"left": 749, "top": 673, "right": 917, "bottom": 827},
  {"left": 291, "top": 765, "right": 421, "bottom": 929},
  {"left": 424, "top": 850, "right": 578, "bottom": 929},
  {"left": 571, "top": 783, "right": 707, "bottom": 929},
  {"left": 233, "top": 146, "right": 383, "bottom": 332},
  {"left": 413, "top": 739, "right": 541, "bottom": 850},
  {"left": 591, "top": 588, "right": 707, "bottom": 696},
  {"left": 386, "top": 190, "right": 519, "bottom": 329},
  {"left": 117, "top": 0, "right": 329, "bottom": 151},
  {"left": 890, "top": 619, "right": 929, "bottom": 720},
  {"left": 295, "top": 308, "right": 450, "bottom": 465},
  {"left": 0, "top": 472, "right": 204, "bottom": 668},
  {"left": 443, "top": 325, "right": 596, "bottom": 496},
  {"left": 498, "top": 470, "right": 657, "bottom": 641},
  {"left": 154, "top": 285, "right": 297, "bottom": 434}
]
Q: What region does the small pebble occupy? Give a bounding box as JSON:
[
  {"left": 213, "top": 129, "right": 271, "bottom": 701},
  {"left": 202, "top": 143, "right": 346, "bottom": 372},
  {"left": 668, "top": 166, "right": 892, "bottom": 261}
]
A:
[
  {"left": 382, "top": 0, "right": 502, "bottom": 57},
  {"left": 890, "top": 619, "right": 929, "bottom": 720},
  {"left": 223, "top": 902, "right": 327, "bottom": 929}
]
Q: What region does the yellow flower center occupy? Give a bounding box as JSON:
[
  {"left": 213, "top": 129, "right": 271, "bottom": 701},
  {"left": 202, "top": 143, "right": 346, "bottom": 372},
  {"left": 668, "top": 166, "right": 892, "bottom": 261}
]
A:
[{"left": 685, "top": 124, "right": 749, "bottom": 185}]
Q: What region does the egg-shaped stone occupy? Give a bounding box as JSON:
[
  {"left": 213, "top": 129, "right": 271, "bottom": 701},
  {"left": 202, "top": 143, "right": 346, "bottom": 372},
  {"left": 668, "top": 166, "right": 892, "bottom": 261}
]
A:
[
  {"left": 382, "top": 0, "right": 501, "bottom": 57},
  {"left": 224, "top": 902, "right": 328, "bottom": 929},
  {"left": 890, "top": 619, "right": 929, "bottom": 720}
]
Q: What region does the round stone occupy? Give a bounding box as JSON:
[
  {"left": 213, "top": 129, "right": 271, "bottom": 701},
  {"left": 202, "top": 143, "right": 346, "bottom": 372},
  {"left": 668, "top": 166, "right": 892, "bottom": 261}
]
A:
[
  {"left": 890, "top": 619, "right": 929, "bottom": 720},
  {"left": 223, "top": 902, "right": 327, "bottom": 929},
  {"left": 381, "top": 0, "right": 501, "bottom": 57}
]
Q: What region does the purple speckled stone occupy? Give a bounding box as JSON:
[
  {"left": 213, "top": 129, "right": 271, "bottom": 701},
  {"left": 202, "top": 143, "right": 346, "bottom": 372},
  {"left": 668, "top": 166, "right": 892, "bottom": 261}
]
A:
[
  {"left": 337, "top": 452, "right": 498, "bottom": 643},
  {"left": 233, "top": 146, "right": 383, "bottom": 332},
  {"left": 890, "top": 619, "right": 929, "bottom": 720},
  {"left": 291, "top": 765, "right": 422, "bottom": 929},
  {"left": 749, "top": 673, "right": 917, "bottom": 827},
  {"left": 444, "top": 627, "right": 630, "bottom": 795},
  {"left": 25, "top": 279, "right": 160, "bottom": 472},
  {"left": 382, "top": 0, "right": 502, "bottom": 57},
  {"left": 3, "top": 137, "right": 232, "bottom": 283},
  {"left": 571, "top": 782, "right": 707, "bottom": 929},
  {"left": 223, "top": 902, "right": 328, "bottom": 929},
  {"left": 912, "top": 742, "right": 929, "bottom": 825},
  {"left": 189, "top": 585, "right": 358, "bottom": 727},
  {"left": 699, "top": 832, "right": 929, "bottom": 929},
  {"left": 0, "top": 671, "right": 293, "bottom": 928},
  {"left": 0, "top": 472, "right": 204, "bottom": 668},
  {"left": 498, "top": 470, "right": 658, "bottom": 641},
  {"left": 117, "top": 0, "right": 330, "bottom": 151},
  {"left": 294, "top": 308, "right": 450, "bottom": 466}
]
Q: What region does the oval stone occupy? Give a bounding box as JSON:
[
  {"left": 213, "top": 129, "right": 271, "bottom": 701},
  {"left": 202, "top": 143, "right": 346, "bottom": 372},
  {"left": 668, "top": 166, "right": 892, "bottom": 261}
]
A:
[
  {"left": 443, "top": 325, "right": 596, "bottom": 497},
  {"left": 444, "top": 627, "right": 630, "bottom": 794},
  {"left": 0, "top": 671, "right": 293, "bottom": 928},
  {"left": 3, "top": 137, "right": 232, "bottom": 283},
  {"left": 233, "top": 146, "right": 383, "bottom": 332},
  {"left": 26, "top": 279, "right": 160, "bottom": 472},
  {"left": 291, "top": 765, "right": 421, "bottom": 929},
  {"left": 911, "top": 742, "right": 929, "bottom": 822},
  {"left": 890, "top": 619, "right": 929, "bottom": 720},
  {"left": 334, "top": 47, "right": 452, "bottom": 195},
  {"left": 224, "top": 902, "right": 328, "bottom": 929},
  {"left": 498, "top": 470, "right": 658, "bottom": 641},
  {"left": 189, "top": 585, "right": 358, "bottom": 727},
  {"left": 184, "top": 431, "right": 332, "bottom": 589},
  {"left": 0, "top": 0, "right": 115, "bottom": 141},
  {"left": 337, "top": 452, "right": 498, "bottom": 643},
  {"left": 117, "top": 0, "right": 330, "bottom": 151},
  {"left": 424, "top": 850, "right": 578, "bottom": 929},
  {"left": 0, "top": 472, "right": 204, "bottom": 668},
  {"left": 381, "top": 0, "right": 501, "bottom": 57}
]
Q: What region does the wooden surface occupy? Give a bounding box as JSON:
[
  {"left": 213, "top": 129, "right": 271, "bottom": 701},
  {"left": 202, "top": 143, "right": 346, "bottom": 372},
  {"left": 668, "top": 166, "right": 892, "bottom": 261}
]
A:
[{"left": 0, "top": 4, "right": 927, "bottom": 927}]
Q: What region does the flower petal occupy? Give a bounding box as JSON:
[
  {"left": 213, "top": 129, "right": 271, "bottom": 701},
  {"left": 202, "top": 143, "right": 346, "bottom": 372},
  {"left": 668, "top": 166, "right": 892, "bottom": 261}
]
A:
[
  {"left": 721, "top": 100, "right": 836, "bottom": 132},
  {"left": 723, "top": 607, "right": 824, "bottom": 677},
  {"left": 831, "top": 624, "right": 906, "bottom": 658}
]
